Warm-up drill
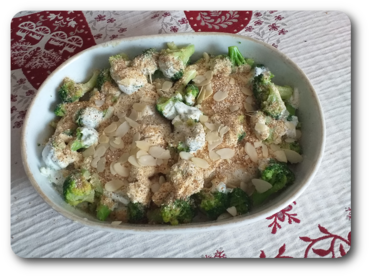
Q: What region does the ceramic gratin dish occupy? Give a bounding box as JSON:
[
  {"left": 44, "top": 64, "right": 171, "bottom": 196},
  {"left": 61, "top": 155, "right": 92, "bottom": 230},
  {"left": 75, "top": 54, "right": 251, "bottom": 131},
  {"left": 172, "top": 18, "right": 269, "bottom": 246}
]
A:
[{"left": 21, "top": 33, "right": 325, "bottom": 234}]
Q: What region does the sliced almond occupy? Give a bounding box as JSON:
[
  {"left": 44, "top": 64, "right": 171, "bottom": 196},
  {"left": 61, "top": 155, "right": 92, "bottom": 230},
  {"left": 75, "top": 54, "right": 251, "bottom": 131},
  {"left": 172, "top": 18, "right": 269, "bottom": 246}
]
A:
[
  {"left": 229, "top": 77, "right": 235, "bottom": 85},
  {"left": 244, "top": 102, "right": 255, "bottom": 112},
  {"left": 151, "top": 182, "right": 161, "bottom": 193},
  {"left": 149, "top": 146, "right": 171, "bottom": 159},
  {"left": 204, "top": 122, "right": 217, "bottom": 131},
  {"left": 110, "top": 162, "right": 117, "bottom": 175},
  {"left": 91, "top": 156, "right": 100, "bottom": 168},
  {"left": 179, "top": 151, "right": 193, "bottom": 160},
  {"left": 113, "top": 162, "right": 129, "bottom": 177},
  {"left": 209, "top": 150, "right": 221, "bottom": 161},
  {"left": 103, "top": 106, "right": 114, "bottom": 120},
  {"left": 136, "top": 140, "right": 151, "bottom": 152},
  {"left": 118, "top": 153, "right": 130, "bottom": 163},
  {"left": 203, "top": 52, "right": 210, "bottom": 62},
  {"left": 104, "top": 122, "right": 118, "bottom": 134},
  {"left": 97, "top": 157, "right": 106, "bottom": 173},
  {"left": 262, "top": 144, "right": 269, "bottom": 158},
  {"left": 206, "top": 131, "right": 220, "bottom": 143},
  {"left": 105, "top": 179, "right": 126, "bottom": 192},
  {"left": 110, "top": 137, "right": 124, "bottom": 149},
  {"left": 199, "top": 115, "right": 209, "bottom": 123},
  {"left": 125, "top": 116, "right": 140, "bottom": 128},
  {"left": 226, "top": 206, "right": 237, "bottom": 217},
  {"left": 115, "top": 121, "right": 130, "bottom": 137},
  {"left": 229, "top": 105, "right": 240, "bottom": 112},
  {"left": 99, "top": 134, "right": 109, "bottom": 144},
  {"left": 219, "top": 126, "right": 230, "bottom": 137},
  {"left": 196, "top": 86, "right": 205, "bottom": 104},
  {"left": 252, "top": 179, "right": 273, "bottom": 193},
  {"left": 128, "top": 109, "right": 139, "bottom": 121},
  {"left": 162, "top": 81, "right": 173, "bottom": 92},
  {"left": 270, "top": 144, "right": 281, "bottom": 152},
  {"left": 133, "top": 103, "right": 147, "bottom": 112},
  {"left": 255, "top": 123, "right": 269, "bottom": 133},
  {"left": 132, "top": 133, "right": 141, "bottom": 142},
  {"left": 159, "top": 176, "right": 166, "bottom": 185},
  {"left": 283, "top": 149, "right": 303, "bottom": 163},
  {"left": 138, "top": 155, "right": 157, "bottom": 167},
  {"left": 95, "top": 99, "right": 104, "bottom": 107},
  {"left": 213, "top": 90, "right": 228, "bottom": 101},
  {"left": 128, "top": 155, "right": 140, "bottom": 167},
  {"left": 193, "top": 75, "right": 206, "bottom": 84},
  {"left": 94, "top": 144, "right": 108, "bottom": 158},
  {"left": 191, "top": 157, "right": 210, "bottom": 169},
  {"left": 208, "top": 139, "right": 223, "bottom": 151},
  {"left": 245, "top": 142, "right": 258, "bottom": 163},
  {"left": 156, "top": 159, "right": 164, "bottom": 166},
  {"left": 241, "top": 87, "right": 253, "bottom": 96},
  {"left": 204, "top": 70, "right": 213, "bottom": 80},
  {"left": 111, "top": 221, "right": 122, "bottom": 226},
  {"left": 136, "top": 149, "right": 148, "bottom": 159},
  {"left": 273, "top": 150, "right": 287, "bottom": 163},
  {"left": 83, "top": 146, "right": 95, "bottom": 158},
  {"left": 216, "top": 148, "right": 235, "bottom": 160},
  {"left": 254, "top": 141, "right": 263, "bottom": 148},
  {"left": 246, "top": 96, "right": 254, "bottom": 104},
  {"left": 203, "top": 83, "right": 213, "bottom": 99}
]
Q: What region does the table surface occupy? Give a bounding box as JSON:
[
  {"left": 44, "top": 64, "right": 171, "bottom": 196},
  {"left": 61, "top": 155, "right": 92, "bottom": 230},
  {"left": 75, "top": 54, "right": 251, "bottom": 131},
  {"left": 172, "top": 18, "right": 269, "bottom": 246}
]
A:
[{"left": 10, "top": 10, "right": 351, "bottom": 258}]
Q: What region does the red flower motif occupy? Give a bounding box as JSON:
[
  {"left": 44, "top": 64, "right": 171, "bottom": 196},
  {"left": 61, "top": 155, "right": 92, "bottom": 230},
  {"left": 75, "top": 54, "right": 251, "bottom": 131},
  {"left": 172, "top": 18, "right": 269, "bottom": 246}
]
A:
[
  {"left": 109, "top": 34, "right": 118, "bottom": 40},
  {"left": 178, "top": 18, "right": 188, "bottom": 25},
  {"left": 300, "top": 225, "right": 351, "bottom": 258},
  {"left": 260, "top": 244, "right": 293, "bottom": 258},
  {"left": 245, "top": 26, "right": 254, "bottom": 32},
  {"left": 26, "top": 89, "right": 35, "bottom": 96},
  {"left": 13, "top": 121, "right": 23, "bottom": 128},
  {"left": 254, "top": 12, "right": 262, "bottom": 17},
  {"left": 269, "top": 10, "right": 278, "bottom": 14},
  {"left": 94, "top": 34, "right": 103, "bottom": 39},
  {"left": 107, "top": 18, "right": 116, "bottom": 23},
  {"left": 151, "top": 14, "right": 160, "bottom": 19},
  {"left": 272, "top": 43, "right": 278, "bottom": 48},
  {"left": 205, "top": 249, "right": 227, "bottom": 258},
  {"left": 345, "top": 207, "right": 351, "bottom": 220},
  {"left": 162, "top": 12, "right": 171, "bottom": 17},
  {"left": 11, "top": 106, "right": 17, "bottom": 114},
  {"left": 266, "top": 201, "right": 300, "bottom": 234},
  {"left": 254, "top": 20, "right": 263, "bottom": 26},
  {"left": 118, "top": 28, "right": 127, "bottom": 33},
  {"left": 17, "top": 78, "right": 26, "bottom": 85},
  {"left": 278, "top": 29, "right": 288, "bottom": 35},
  {"left": 17, "top": 110, "right": 27, "bottom": 119},
  {"left": 11, "top": 94, "right": 17, "bottom": 102},
  {"left": 268, "top": 23, "right": 280, "bottom": 31},
  {"left": 95, "top": 14, "right": 106, "bottom": 22},
  {"left": 169, "top": 26, "right": 179, "bottom": 33},
  {"left": 275, "top": 15, "right": 284, "bottom": 21}
]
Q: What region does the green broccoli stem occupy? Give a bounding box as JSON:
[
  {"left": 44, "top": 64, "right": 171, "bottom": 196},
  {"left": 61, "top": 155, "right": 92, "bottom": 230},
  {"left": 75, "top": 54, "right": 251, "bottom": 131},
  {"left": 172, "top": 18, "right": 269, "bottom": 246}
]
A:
[
  {"left": 96, "top": 204, "right": 111, "bottom": 221},
  {"left": 81, "top": 70, "right": 100, "bottom": 92},
  {"left": 276, "top": 85, "right": 293, "bottom": 100},
  {"left": 228, "top": 46, "right": 246, "bottom": 66},
  {"left": 54, "top": 103, "right": 66, "bottom": 117},
  {"left": 71, "top": 140, "right": 84, "bottom": 151},
  {"left": 179, "top": 44, "right": 195, "bottom": 65},
  {"left": 285, "top": 103, "right": 296, "bottom": 116}
]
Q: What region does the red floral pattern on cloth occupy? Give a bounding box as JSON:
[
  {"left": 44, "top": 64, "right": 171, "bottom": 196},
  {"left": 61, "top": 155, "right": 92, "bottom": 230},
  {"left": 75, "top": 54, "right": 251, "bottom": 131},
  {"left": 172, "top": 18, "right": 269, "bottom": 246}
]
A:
[
  {"left": 260, "top": 244, "right": 293, "bottom": 258},
  {"left": 204, "top": 249, "right": 227, "bottom": 258},
  {"left": 11, "top": 11, "right": 96, "bottom": 90},
  {"left": 184, "top": 11, "right": 252, "bottom": 33},
  {"left": 300, "top": 225, "right": 351, "bottom": 258},
  {"left": 345, "top": 207, "right": 351, "bottom": 220},
  {"left": 266, "top": 201, "right": 300, "bottom": 234}
]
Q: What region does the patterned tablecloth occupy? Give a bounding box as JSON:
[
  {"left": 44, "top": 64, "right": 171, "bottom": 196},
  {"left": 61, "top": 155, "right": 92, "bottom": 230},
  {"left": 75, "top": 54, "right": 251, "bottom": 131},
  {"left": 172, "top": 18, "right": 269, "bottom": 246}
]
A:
[{"left": 10, "top": 10, "right": 351, "bottom": 258}]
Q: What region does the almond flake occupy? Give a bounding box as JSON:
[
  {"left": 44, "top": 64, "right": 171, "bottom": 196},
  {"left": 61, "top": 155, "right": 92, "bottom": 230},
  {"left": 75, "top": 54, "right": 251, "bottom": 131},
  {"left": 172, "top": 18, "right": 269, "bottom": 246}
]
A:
[
  {"left": 99, "top": 134, "right": 109, "bottom": 144},
  {"left": 104, "top": 122, "right": 118, "bottom": 134},
  {"left": 162, "top": 81, "right": 173, "bottom": 92},
  {"left": 191, "top": 157, "right": 210, "bottom": 169},
  {"left": 241, "top": 87, "right": 253, "bottom": 96},
  {"left": 115, "top": 121, "right": 130, "bottom": 137},
  {"left": 136, "top": 141, "right": 151, "bottom": 151},
  {"left": 262, "top": 144, "right": 269, "bottom": 158},
  {"left": 229, "top": 105, "right": 240, "bottom": 112},
  {"left": 199, "top": 115, "right": 209, "bottom": 123},
  {"left": 159, "top": 176, "right": 166, "bottom": 185},
  {"left": 111, "top": 221, "right": 122, "bottom": 226},
  {"left": 179, "top": 151, "right": 193, "bottom": 160},
  {"left": 83, "top": 146, "right": 95, "bottom": 158},
  {"left": 229, "top": 77, "right": 235, "bottom": 85},
  {"left": 216, "top": 148, "right": 235, "bottom": 159},
  {"left": 283, "top": 149, "right": 303, "bottom": 163},
  {"left": 254, "top": 141, "right": 263, "bottom": 148},
  {"left": 94, "top": 144, "right": 108, "bottom": 158},
  {"left": 213, "top": 90, "right": 228, "bottom": 101},
  {"left": 138, "top": 155, "right": 157, "bottom": 166},
  {"left": 226, "top": 206, "right": 237, "bottom": 217},
  {"left": 118, "top": 153, "right": 130, "bottom": 163},
  {"left": 95, "top": 99, "right": 104, "bottom": 107},
  {"left": 133, "top": 103, "right": 147, "bottom": 112},
  {"left": 113, "top": 162, "right": 129, "bottom": 177},
  {"left": 252, "top": 179, "right": 273, "bottom": 193},
  {"left": 245, "top": 142, "right": 258, "bottom": 163},
  {"left": 110, "top": 162, "right": 117, "bottom": 175},
  {"left": 149, "top": 146, "right": 171, "bottom": 159},
  {"left": 273, "top": 150, "right": 287, "bottom": 163},
  {"left": 128, "top": 155, "right": 141, "bottom": 167},
  {"left": 105, "top": 179, "right": 126, "bottom": 192},
  {"left": 97, "top": 157, "right": 106, "bottom": 173},
  {"left": 209, "top": 150, "right": 220, "bottom": 161},
  {"left": 136, "top": 149, "right": 148, "bottom": 159}
]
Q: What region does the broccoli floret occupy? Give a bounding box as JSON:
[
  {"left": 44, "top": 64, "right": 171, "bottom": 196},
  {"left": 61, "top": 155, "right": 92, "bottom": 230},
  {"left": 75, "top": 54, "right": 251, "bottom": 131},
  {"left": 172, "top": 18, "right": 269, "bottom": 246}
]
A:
[
  {"left": 158, "top": 43, "right": 195, "bottom": 80},
  {"left": 195, "top": 191, "right": 229, "bottom": 220},
  {"left": 177, "top": 142, "right": 190, "bottom": 152},
  {"left": 253, "top": 71, "right": 286, "bottom": 119},
  {"left": 183, "top": 84, "right": 199, "bottom": 106},
  {"left": 147, "top": 209, "right": 163, "bottom": 224},
  {"left": 228, "top": 188, "right": 251, "bottom": 215},
  {"left": 96, "top": 68, "right": 113, "bottom": 91},
  {"left": 160, "top": 199, "right": 195, "bottom": 225},
  {"left": 54, "top": 103, "right": 67, "bottom": 117},
  {"left": 156, "top": 96, "right": 179, "bottom": 119},
  {"left": 228, "top": 46, "right": 246, "bottom": 66},
  {"left": 246, "top": 58, "right": 255, "bottom": 67},
  {"left": 71, "top": 127, "right": 99, "bottom": 151},
  {"left": 132, "top": 48, "right": 159, "bottom": 77},
  {"left": 252, "top": 160, "right": 295, "bottom": 205},
  {"left": 58, "top": 70, "right": 99, "bottom": 103},
  {"left": 276, "top": 85, "right": 293, "bottom": 101},
  {"left": 280, "top": 141, "right": 302, "bottom": 154},
  {"left": 237, "top": 132, "right": 246, "bottom": 143},
  {"left": 76, "top": 107, "right": 104, "bottom": 129},
  {"left": 127, "top": 202, "right": 146, "bottom": 223},
  {"left": 109, "top": 53, "right": 129, "bottom": 66},
  {"left": 96, "top": 204, "right": 111, "bottom": 221},
  {"left": 285, "top": 103, "right": 296, "bottom": 116},
  {"left": 63, "top": 169, "right": 95, "bottom": 206}
]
